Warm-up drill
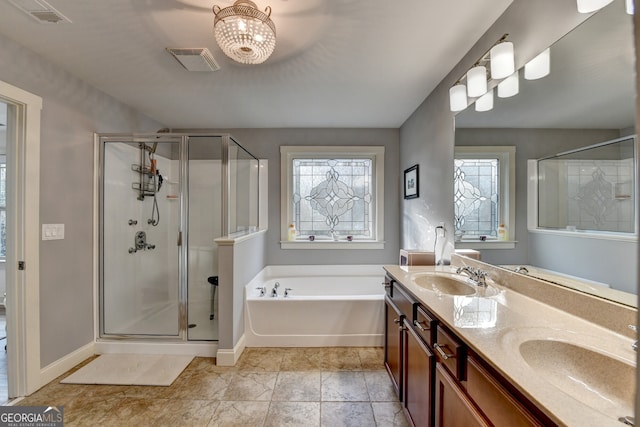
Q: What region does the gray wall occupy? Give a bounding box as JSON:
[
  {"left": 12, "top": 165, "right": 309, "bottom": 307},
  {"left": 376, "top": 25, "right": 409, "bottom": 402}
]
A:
[
  {"left": 0, "top": 33, "right": 163, "bottom": 367},
  {"left": 399, "top": 0, "right": 590, "bottom": 261},
  {"left": 179, "top": 128, "right": 401, "bottom": 266},
  {"left": 455, "top": 128, "right": 620, "bottom": 265}
]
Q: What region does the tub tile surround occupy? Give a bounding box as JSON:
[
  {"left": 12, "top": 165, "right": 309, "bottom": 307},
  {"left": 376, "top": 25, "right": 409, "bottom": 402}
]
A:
[
  {"left": 16, "top": 347, "right": 409, "bottom": 426},
  {"left": 384, "top": 261, "right": 637, "bottom": 426}
]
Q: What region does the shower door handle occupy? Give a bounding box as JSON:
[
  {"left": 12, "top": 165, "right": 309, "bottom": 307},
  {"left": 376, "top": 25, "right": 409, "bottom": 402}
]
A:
[{"left": 177, "top": 231, "right": 182, "bottom": 246}]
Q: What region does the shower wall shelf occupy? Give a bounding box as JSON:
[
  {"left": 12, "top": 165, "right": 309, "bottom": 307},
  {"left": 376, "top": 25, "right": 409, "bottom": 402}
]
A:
[{"left": 131, "top": 163, "right": 157, "bottom": 200}]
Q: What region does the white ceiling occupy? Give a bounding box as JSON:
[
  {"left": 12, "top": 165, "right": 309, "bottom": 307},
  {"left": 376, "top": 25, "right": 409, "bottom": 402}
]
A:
[
  {"left": 0, "top": 0, "right": 513, "bottom": 129},
  {"left": 455, "top": 0, "right": 635, "bottom": 130}
]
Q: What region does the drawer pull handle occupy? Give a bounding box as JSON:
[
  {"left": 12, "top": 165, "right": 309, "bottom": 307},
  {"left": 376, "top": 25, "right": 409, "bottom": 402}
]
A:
[
  {"left": 393, "top": 318, "right": 401, "bottom": 324},
  {"left": 414, "top": 320, "right": 429, "bottom": 331},
  {"left": 434, "top": 343, "right": 455, "bottom": 360}
]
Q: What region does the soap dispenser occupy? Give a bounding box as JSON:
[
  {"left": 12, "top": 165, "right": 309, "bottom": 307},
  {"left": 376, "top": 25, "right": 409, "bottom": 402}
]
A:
[{"left": 497, "top": 224, "right": 508, "bottom": 241}]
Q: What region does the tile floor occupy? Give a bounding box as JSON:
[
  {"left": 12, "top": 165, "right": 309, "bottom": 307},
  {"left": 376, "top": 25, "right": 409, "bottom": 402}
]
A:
[{"left": 16, "top": 347, "right": 409, "bottom": 427}]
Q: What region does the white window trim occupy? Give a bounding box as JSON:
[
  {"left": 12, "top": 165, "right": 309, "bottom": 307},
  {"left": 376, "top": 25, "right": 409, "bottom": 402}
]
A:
[
  {"left": 454, "top": 146, "right": 516, "bottom": 250},
  {"left": 280, "top": 145, "right": 385, "bottom": 249}
]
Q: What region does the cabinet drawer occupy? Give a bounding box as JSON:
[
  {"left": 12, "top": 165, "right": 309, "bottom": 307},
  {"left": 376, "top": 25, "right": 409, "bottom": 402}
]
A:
[
  {"left": 466, "top": 356, "right": 545, "bottom": 427},
  {"left": 434, "top": 326, "right": 465, "bottom": 380},
  {"left": 389, "top": 280, "right": 414, "bottom": 317},
  {"left": 413, "top": 305, "right": 436, "bottom": 346}
]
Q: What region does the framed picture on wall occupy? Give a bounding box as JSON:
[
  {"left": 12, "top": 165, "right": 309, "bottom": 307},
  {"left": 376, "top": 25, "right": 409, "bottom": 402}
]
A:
[{"left": 404, "top": 164, "right": 419, "bottom": 199}]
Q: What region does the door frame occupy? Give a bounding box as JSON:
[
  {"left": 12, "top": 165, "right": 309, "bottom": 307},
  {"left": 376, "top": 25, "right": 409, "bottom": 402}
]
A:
[{"left": 0, "top": 79, "right": 42, "bottom": 397}]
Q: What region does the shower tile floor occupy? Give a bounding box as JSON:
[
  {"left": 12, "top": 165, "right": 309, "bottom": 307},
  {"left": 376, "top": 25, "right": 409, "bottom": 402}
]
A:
[{"left": 15, "top": 347, "right": 408, "bottom": 427}]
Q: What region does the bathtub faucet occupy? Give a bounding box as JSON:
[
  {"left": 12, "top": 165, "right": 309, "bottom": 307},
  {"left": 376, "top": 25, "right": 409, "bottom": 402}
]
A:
[
  {"left": 256, "top": 286, "right": 266, "bottom": 297},
  {"left": 284, "top": 288, "right": 292, "bottom": 297},
  {"left": 271, "top": 282, "right": 280, "bottom": 297}
]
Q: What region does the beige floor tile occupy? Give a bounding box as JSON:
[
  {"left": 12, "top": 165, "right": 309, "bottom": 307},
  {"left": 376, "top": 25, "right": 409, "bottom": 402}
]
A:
[
  {"left": 264, "top": 401, "right": 321, "bottom": 427},
  {"left": 156, "top": 399, "right": 219, "bottom": 427},
  {"left": 208, "top": 401, "right": 270, "bottom": 426},
  {"left": 364, "top": 370, "right": 398, "bottom": 401},
  {"left": 371, "top": 402, "right": 410, "bottom": 427},
  {"left": 358, "top": 347, "right": 385, "bottom": 370},
  {"left": 321, "top": 372, "right": 369, "bottom": 402},
  {"left": 17, "top": 382, "right": 87, "bottom": 407},
  {"left": 62, "top": 395, "right": 123, "bottom": 426},
  {"left": 321, "top": 348, "right": 362, "bottom": 371},
  {"left": 97, "top": 397, "right": 169, "bottom": 427},
  {"left": 236, "top": 348, "right": 284, "bottom": 372},
  {"left": 223, "top": 371, "right": 277, "bottom": 401},
  {"left": 165, "top": 371, "right": 234, "bottom": 400},
  {"left": 272, "top": 371, "right": 321, "bottom": 401},
  {"left": 321, "top": 402, "right": 376, "bottom": 427},
  {"left": 280, "top": 348, "right": 324, "bottom": 371}
]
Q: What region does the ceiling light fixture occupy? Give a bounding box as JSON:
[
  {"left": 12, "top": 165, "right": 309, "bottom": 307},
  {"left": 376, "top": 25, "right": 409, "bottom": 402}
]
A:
[
  {"left": 449, "top": 84, "right": 468, "bottom": 112},
  {"left": 212, "top": 0, "right": 276, "bottom": 65},
  {"left": 467, "top": 65, "right": 488, "bottom": 97},
  {"left": 449, "top": 34, "right": 514, "bottom": 112},
  {"left": 490, "top": 40, "right": 515, "bottom": 80},
  {"left": 497, "top": 70, "right": 519, "bottom": 98},
  {"left": 475, "top": 88, "right": 494, "bottom": 112},
  {"left": 524, "top": 48, "right": 550, "bottom": 80},
  {"left": 576, "top": 0, "right": 614, "bottom": 13}
]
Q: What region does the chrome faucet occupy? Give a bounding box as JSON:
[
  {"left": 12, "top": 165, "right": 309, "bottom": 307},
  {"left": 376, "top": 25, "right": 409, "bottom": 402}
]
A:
[
  {"left": 271, "top": 281, "right": 280, "bottom": 297},
  {"left": 256, "top": 286, "right": 266, "bottom": 297},
  {"left": 284, "top": 288, "right": 292, "bottom": 297},
  {"left": 514, "top": 266, "right": 529, "bottom": 274},
  {"left": 456, "top": 266, "right": 488, "bottom": 287},
  {"left": 629, "top": 325, "right": 637, "bottom": 351}
]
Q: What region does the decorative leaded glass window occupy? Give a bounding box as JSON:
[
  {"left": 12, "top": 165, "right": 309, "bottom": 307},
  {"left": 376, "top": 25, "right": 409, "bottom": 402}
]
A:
[
  {"left": 454, "top": 146, "right": 515, "bottom": 244},
  {"left": 454, "top": 158, "right": 499, "bottom": 238},
  {"left": 281, "top": 146, "right": 385, "bottom": 249},
  {"left": 292, "top": 158, "right": 373, "bottom": 238}
]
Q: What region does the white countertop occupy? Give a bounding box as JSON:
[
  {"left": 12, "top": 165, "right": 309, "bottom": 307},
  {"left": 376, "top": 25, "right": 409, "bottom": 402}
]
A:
[{"left": 383, "top": 264, "right": 636, "bottom": 427}]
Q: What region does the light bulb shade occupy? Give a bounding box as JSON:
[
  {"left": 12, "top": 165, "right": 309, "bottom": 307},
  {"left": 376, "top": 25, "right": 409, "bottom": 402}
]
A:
[
  {"left": 213, "top": 1, "right": 276, "bottom": 64},
  {"left": 626, "top": 0, "right": 634, "bottom": 14},
  {"left": 576, "top": 0, "right": 614, "bottom": 13},
  {"left": 524, "top": 48, "right": 550, "bottom": 80},
  {"left": 490, "top": 41, "right": 515, "bottom": 80},
  {"left": 449, "top": 84, "right": 468, "bottom": 112},
  {"left": 475, "top": 89, "right": 494, "bottom": 112},
  {"left": 467, "top": 65, "right": 488, "bottom": 97},
  {"left": 497, "top": 71, "right": 519, "bottom": 98}
]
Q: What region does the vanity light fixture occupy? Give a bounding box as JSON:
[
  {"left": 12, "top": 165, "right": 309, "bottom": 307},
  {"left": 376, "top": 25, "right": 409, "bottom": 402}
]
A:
[
  {"left": 497, "top": 70, "right": 519, "bottom": 98},
  {"left": 576, "top": 0, "right": 614, "bottom": 13},
  {"left": 449, "top": 84, "right": 468, "bottom": 112},
  {"left": 467, "top": 65, "right": 488, "bottom": 97},
  {"left": 524, "top": 48, "right": 550, "bottom": 80},
  {"left": 449, "top": 34, "right": 514, "bottom": 112},
  {"left": 212, "top": 0, "right": 276, "bottom": 65},
  {"left": 490, "top": 40, "right": 515, "bottom": 80},
  {"left": 475, "top": 88, "right": 494, "bottom": 112}
]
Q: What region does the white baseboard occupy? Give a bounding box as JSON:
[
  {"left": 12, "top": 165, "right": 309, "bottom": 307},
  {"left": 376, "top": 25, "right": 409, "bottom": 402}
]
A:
[
  {"left": 39, "top": 341, "right": 95, "bottom": 388},
  {"left": 216, "top": 334, "right": 246, "bottom": 366}
]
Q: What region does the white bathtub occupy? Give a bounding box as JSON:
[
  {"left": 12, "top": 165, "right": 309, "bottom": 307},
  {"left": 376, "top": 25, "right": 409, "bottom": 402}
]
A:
[{"left": 244, "top": 265, "right": 385, "bottom": 347}]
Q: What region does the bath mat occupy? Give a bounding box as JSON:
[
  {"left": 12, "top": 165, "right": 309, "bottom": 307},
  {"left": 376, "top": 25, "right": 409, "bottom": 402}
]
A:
[{"left": 60, "top": 354, "right": 194, "bottom": 386}]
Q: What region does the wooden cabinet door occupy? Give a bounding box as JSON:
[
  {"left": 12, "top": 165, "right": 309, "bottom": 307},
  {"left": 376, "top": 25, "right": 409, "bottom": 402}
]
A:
[
  {"left": 435, "top": 364, "right": 489, "bottom": 427},
  {"left": 404, "top": 318, "right": 435, "bottom": 427},
  {"left": 384, "top": 296, "right": 404, "bottom": 399}
]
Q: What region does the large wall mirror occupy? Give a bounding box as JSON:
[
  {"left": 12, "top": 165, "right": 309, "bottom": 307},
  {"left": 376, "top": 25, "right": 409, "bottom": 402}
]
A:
[{"left": 454, "top": 0, "right": 637, "bottom": 306}]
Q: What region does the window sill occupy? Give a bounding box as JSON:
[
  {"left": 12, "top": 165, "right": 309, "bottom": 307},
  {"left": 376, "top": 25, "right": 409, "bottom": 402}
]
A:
[
  {"left": 280, "top": 240, "right": 384, "bottom": 250},
  {"left": 455, "top": 240, "right": 516, "bottom": 250}
]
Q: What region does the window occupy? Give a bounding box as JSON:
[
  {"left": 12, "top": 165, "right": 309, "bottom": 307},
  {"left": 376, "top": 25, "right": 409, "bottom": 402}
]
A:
[
  {"left": 281, "top": 146, "right": 384, "bottom": 249},
  {"left": 454, "top": 146, "right": 515, "bottom": 248}
]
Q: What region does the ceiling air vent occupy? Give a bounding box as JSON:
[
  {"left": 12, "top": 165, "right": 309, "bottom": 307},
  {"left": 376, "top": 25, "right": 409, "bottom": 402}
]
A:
[
  {"left": 7, "top": 0, "right": 71, "bottom": 24},
  {"left": 166, "top": 48, "right": 221, "bottom": 72}
]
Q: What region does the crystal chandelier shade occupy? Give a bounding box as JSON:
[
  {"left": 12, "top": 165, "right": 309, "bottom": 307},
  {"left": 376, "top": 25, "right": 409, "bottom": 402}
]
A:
[{"left": 213, "top": 1, "right": 276, "bottom": 65}]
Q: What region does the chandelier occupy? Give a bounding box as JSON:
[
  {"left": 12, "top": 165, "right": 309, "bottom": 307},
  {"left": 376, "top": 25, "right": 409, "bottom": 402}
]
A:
[{"left": 212, "top": 1, "right": 276, "bottom": 65}]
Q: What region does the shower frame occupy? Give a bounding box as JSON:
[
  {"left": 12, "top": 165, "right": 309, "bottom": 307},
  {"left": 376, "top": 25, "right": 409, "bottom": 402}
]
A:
[{"left": 96, "top": 132, "right": 258, "bottom": 341}]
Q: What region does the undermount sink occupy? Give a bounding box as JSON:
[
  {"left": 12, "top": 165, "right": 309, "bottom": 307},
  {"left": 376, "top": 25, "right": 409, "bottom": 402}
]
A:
[
  {"left": 519, "top": 338, "right": 635, "bottom": 418},
  {"left": 411, "top": 273, "right": 498, "bottom": 297}
]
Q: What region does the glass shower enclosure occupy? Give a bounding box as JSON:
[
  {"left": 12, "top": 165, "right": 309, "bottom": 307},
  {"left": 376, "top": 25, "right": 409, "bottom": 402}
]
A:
[{"left": 97, "top": 133, "right": 259, "bottom": 341}]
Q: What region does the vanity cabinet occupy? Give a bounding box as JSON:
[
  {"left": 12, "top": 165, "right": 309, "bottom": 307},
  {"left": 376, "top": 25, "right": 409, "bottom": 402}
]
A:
[{"left": 384, "top": 273, "right": 555, "bottom": 427}]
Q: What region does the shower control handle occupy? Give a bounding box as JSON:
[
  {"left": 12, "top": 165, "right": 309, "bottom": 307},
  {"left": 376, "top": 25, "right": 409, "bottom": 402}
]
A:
[{"left": 177, "top": 231, "right": 182, "bottom": 246}]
